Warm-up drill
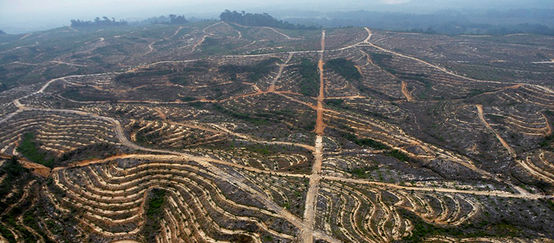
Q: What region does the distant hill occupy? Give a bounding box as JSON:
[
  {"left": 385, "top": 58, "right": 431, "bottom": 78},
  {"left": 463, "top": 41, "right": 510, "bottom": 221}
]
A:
[
  {"left": 220, "top": 10, "right": 315, "bottom": 30},
  {"left": 0, "top": 30, "right": 5, "bottom": 35}
]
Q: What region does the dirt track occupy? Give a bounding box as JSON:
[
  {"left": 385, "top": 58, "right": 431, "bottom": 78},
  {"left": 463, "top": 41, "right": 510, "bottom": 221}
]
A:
[
  {"left": 301, "top": 30, "right": 326, "bottom": 243},
  {"left": 401, "top": 81, "right": 414, "bottom": 102},
  {"left": 475, "top": 104, "right": 516, "bottom": 158}
]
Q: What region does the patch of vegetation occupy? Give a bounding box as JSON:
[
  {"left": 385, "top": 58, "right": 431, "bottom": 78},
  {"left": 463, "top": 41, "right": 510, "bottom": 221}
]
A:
[
  {"left": 338, "top": 131, "right": 390, "bottom": 150},
  {"left": 386, "top": 149, "right": 410, "bottom": 162},
  {"left": 200, "top": 37, "right": 239, "bottom": 55},
  {"left": 143, "top": 189, "right": 167, "bottom": 242},
  {"left": 539, "top": 134, "right": 553, "bottom": 150},
  {"left": 0, "top": 157, "right": 36, "bottom": 243},
  {"left": 369, "top": 52, "right": 433, "bottom": 97},
  {"left": 355, "top": 138, "right": 389, "bottom": 149},
  {"left": 168, "top": 61, "right": 210, "bottom": 86},
  {"left": 369, "top": 52, "right": 393, "bottom": 67},
  {"left": 401, "top": 209, "right": 522, "bottom": 242},
  {"left": 325, "top": 99, "right": 344, "bottom": 107},
  {"left": 348, "top": 165, "right": 378, "bottom": 179},
  {"left": 326, "top": 58, "right": 361, "bottom": 81},
  {"left": 0, "top": 157, "right": 29, "bottom": 198},
  {"left": 0, "top": 223, "right": 15, "bottom": 243},
  {"left": 17, "top": 133, "right": 54, "bottom": 168},
  {"left": 220, "top": 10, "right": 315, "bottom": 29},
  {"left": 70, "top": 17, "right": 127, "bottom": 28},
  {"left": 294, "top": 58, "right": 319, "bottom": 97},
  {"left": 213, "top": 104, "right": 269, "bottom": 125},
  {"left": 0, "top": 157, "right": 27, "bottom": 179},
  {"left": 58, "top": 143, "right": 120, "bottom": 164},
  {"left": 219, "top": 58, "right": 280, "bottom": 82},
  {"left": 243, "top": 144, "right": 275, "bottom": 156},
  {"left": 143, "top": 14, "right": 189, "bottom": 24}
]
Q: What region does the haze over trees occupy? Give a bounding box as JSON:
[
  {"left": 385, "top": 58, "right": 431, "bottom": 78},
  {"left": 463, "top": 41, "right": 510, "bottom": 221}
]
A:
[
  {"left": 220, "top": 10, "right": 315, "bottom": 29},
  {"left": 70, "top": 17, "right": 128, "bottom": 28},
  {"left": 284, "top": 9, "right": 554, "bottom": 36},
  {"left": 147, "top": 14, "right": 189, "bottom": 24}
]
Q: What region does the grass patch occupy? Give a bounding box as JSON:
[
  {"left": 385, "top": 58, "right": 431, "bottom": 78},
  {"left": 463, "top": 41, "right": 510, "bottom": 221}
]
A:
[
  {"left": 17, "top": 133, "right": 54, "bottom": 168},
  {"left": 348, "top": 165, "right": 378, "bottom": 179},
  {"left": 143, "top": 188, "right": 167, "bottom": 242},
  {"left": 386, "top": 149, "right": 410, "bottom": 162},
  {"left": 244, "top": 144, "right": 275, "bottom": 156}
]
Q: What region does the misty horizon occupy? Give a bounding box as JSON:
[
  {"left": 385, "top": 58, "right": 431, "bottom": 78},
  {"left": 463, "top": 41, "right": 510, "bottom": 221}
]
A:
[{"left": 0, "top": 0, "right": 553, "bottom": 34}]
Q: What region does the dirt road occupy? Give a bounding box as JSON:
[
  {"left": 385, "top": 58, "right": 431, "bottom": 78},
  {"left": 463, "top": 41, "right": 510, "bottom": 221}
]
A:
[
  {"left": 268, "top": 53, "right": 294, "bottom": 92},
  {"left": 301, "top": 30, "right": 326, "bottom": 243},
  {"left": 475, "top": 104, "right": 516, "bottom": 158}
]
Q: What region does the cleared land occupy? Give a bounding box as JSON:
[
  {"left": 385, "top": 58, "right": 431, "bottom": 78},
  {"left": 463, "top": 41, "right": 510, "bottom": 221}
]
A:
[{"left": 0, "top": 21, "right": 553, "bottom": 243}]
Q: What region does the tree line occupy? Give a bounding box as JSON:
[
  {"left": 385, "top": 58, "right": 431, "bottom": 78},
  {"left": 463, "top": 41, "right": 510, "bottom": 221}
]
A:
[
  {"left": 143, "top": 14, "right": 188, "bottom": 25},
  {"left": 220, "top": 10, "right": 315, "bottom": 30},
  {"left": 70, "top": 17, "right": 127, "bottom": 28}
]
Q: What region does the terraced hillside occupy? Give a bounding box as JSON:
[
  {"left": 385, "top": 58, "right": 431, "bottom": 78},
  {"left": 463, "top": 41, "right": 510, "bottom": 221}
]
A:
[{"left": 0, "top": 20, "right": 553, "bottom": 243}]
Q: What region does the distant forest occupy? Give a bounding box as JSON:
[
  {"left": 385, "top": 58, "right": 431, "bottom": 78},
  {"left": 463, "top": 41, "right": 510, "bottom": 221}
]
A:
[
  {"left": 70, "top": 17, "right": 127, "bottom": 28},
  {"left": 284, "top": 9, "right": 554, "bottom": 36},
  {"left": 220, "top": 10, "right": 315, "bottom": 30},
  {"left": 143, "top": 14, "right": 188, "bottom": 25}
]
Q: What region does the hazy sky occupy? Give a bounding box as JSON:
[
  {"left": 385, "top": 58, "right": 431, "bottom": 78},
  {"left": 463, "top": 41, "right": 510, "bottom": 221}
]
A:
[{"left": 1, "top": 0, "right": 552, "bottom": 33}]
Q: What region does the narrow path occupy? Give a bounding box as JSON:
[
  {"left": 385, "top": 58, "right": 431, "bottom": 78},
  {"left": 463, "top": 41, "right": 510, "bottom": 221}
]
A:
[
  {"left": 475, "top": 104, "right": 516, "bottom": 158},
  {"left": 401, "top": 81, "right": 414, "bottom": 102},
  {"left": 268, "top": 53, "right": 293, "bottom": 92},
  {"left": 263, "top": 27, "right": 301, "bottom": 40},
  {"left": 302, "top": 30, "right": 326, "bottom": 243}
]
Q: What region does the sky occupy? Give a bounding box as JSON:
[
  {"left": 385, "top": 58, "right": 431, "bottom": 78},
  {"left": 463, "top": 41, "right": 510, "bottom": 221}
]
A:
[{"left": 1, "top": 0, "right": 552, "bottom": 33}]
